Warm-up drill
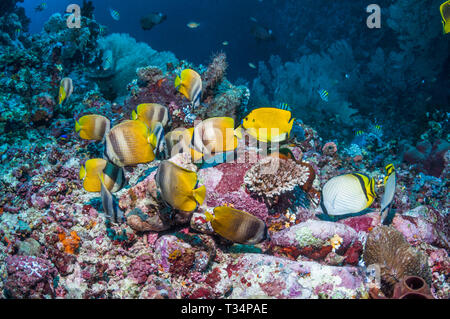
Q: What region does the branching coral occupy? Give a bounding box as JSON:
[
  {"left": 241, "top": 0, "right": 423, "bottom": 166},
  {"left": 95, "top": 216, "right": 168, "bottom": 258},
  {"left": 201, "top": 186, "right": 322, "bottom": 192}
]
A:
[
  {"left": 363, "top": 225, "right": 432, "bottom": 297},
  {"left": 244, "top": 156, "right": 315, "bottom": 206},
  {"left": 202, "top": 52, "right": 228, "bottom": 99}
]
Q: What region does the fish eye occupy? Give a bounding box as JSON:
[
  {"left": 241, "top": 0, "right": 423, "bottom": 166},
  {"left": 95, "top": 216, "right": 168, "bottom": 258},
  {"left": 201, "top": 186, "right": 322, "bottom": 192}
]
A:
[
  {"left": 252, "top": 119, "right": 255, "bottom": 122},
  {"left": 245, "top": 117, "right": 248, "bottom": 121}
]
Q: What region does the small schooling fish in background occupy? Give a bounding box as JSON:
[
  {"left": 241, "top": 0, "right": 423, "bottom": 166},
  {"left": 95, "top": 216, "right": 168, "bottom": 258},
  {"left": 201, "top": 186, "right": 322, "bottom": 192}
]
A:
[
  {"left": 35, "top": 1, "right": 47, "bottom": 12},
  {"left": 187, "top": 22, "right": 200, "bottom": 29},
  {"left": 318, "top": 89, "right": 329, "bottom": 102},
  {"left": 109, "top": 8, "right": 120, "bottom": 21}
]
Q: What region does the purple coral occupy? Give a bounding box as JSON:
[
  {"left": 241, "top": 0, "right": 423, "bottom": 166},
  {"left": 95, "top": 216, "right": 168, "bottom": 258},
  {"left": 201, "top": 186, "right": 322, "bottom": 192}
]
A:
[{"left": 5, "top": 255, "right": 58, "bottom": 299}]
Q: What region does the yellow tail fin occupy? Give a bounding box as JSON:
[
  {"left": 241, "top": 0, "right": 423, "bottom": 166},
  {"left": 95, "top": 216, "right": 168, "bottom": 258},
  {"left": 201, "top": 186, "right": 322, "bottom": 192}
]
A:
[
  {"left": 287, "top": 118, "right": 295, "bottom": 137},
  {"left": 79, "top": 165, "right": 86, "bottom": 180},
  {"left": 148, "top": 133, "right": 158, "bottom": 148},
  {"left": 192, "top": 185, "right": 206, "bottom": 205},
  {"left": 75, "top": 120, "right": 81, "bottom": 133},
  {"left": 205, "top": 211, "right": 214, "bottom": 222},
  {"left": 234, "top": 125, "right": 243, "bottom": 139},
  {"left": 174, "top": 75, "right": 181, "bottom": 89}
]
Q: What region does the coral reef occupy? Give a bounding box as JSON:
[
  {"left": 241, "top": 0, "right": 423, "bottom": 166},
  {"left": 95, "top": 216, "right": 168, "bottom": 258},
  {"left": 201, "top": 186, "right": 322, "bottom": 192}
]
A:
[
  {"left": 0, "top": 5, "right": 448, "bottom": 301},
  {"left": 363, "top": 225, "right": 432, "bottom": 297}
]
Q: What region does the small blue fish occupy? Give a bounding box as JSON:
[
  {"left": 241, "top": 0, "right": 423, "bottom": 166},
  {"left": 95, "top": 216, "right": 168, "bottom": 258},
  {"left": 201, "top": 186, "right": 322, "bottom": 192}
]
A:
[
  {"left": 318, "top": 89, "right": 329, "bottom": 102},
  {"left": 60, "top": 134, "right": 68, "bottom": 139},
  {"left": 109, "top": 8, "right": 120, "bottom": 21},
  {"left": 355, "top": 130, "right": 365, "bottom": 136},
  {"left": 14, "top": 28, "right": 21, "bottom": 38},
  {"left": 35, "top": 2, "right": 47, "bottom": 12}
]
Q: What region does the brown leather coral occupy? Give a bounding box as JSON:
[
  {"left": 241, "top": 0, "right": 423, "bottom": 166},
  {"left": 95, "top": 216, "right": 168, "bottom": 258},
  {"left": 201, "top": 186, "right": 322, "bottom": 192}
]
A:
[{"left": 363, "top": 225, "right": 432, "bottom": 297}]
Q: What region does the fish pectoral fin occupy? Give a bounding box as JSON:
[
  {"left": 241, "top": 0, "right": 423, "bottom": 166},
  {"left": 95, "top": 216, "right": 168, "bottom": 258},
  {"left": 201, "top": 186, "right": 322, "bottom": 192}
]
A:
[{"left": 192, "top": 185, "right": 206, "bottom": 205}]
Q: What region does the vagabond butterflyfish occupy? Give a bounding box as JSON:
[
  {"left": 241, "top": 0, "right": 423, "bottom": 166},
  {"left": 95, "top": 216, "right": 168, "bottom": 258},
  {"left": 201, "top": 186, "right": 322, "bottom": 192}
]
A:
[
  {"left": 380, "top": 164, "right": 396, "bottom": 224},
  {"left": 320, "top": 173, "right": 376, "bottom": 217}
]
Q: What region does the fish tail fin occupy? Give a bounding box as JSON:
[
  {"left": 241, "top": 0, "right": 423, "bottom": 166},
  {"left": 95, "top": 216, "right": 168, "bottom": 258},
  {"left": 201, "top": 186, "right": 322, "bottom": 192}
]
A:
[
  {"left": 192, "top": 185, "right": 206, "bottom": 205},
  {"left": 174, "top": 75, "right": 181, "bottom": 89},
  {"left": 148, "top": 132, "right": 158, "bottom": 149},
  {"left": 205, "top": 211, "right": 214, "bottom": 222},
  {"left": 234, "top": 125, "right": 243, "bottom": 139},
  {"left": 287, "top": 118, "right": 295, "bottom": 137},
  {"left": 79, "top": 165, "right": 86, "bottom": 180},
  {"left": 75, "top": 120, "right": 81, "bottom": 133}
]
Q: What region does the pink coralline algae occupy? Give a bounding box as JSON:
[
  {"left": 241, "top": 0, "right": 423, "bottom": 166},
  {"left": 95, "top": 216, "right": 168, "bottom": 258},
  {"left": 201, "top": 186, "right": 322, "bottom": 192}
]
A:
[
  {"left": 5, "top": 255, "right": 58, "bottom": 299},
  {"left": 128, "top": 254, "right": 158, "bottom": 284}
]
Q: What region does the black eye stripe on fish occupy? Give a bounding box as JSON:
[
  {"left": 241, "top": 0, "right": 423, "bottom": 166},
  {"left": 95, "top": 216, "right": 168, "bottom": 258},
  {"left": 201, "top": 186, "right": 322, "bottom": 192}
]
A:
[{"left": 351, "top": 173, "right": 369, "bottom": 202}]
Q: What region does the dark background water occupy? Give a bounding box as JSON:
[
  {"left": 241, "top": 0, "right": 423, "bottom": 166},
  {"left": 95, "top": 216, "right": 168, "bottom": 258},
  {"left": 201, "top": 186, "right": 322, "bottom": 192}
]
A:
[{"left": 20, "top": 0, "right": 296, "bottom": 81}]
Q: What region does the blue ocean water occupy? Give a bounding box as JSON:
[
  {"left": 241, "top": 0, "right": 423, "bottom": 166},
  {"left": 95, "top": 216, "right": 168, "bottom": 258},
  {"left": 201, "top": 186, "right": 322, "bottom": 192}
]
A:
[{"left": 22, "top": 0, "right": 291, "bottom": 81}]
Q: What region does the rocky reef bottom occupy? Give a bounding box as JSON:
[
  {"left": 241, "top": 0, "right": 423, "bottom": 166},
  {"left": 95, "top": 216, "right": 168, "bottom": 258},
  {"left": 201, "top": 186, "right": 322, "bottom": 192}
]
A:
[{"left": 0, "top": 123, "right": 448, "bottom": 299}]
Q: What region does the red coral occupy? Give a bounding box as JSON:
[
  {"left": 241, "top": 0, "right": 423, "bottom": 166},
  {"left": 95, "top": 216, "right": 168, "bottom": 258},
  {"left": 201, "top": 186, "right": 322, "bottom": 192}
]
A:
[{"left": 343, "top": 241, "right": 363, "bottom": 265}]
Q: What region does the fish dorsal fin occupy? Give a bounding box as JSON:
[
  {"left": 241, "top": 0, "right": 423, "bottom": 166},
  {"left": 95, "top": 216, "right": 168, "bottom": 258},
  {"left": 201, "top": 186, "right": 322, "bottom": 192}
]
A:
[{"left": 441, "top": 1, "right": 450, "bottom": 21}]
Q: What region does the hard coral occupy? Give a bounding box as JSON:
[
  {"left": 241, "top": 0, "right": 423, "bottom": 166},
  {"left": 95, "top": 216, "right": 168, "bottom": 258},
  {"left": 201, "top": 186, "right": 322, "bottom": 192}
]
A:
[
  {"left": 202, "top": 52, "right": 228, "bottom": 99},
  {"left": 5, "top": 255, "right": 57, "bottom": 299},
  {"left": 244, "top": 156, "right": 313, "bottom": 206},
  {"left": 363, "top": 225, "right": 432, "bottom": 297}
]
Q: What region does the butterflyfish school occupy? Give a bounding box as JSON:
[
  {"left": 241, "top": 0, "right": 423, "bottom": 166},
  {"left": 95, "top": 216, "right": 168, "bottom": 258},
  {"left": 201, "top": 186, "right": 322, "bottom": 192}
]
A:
[
  {"left": 191, "top": 117, "right": 239, "bottom": 158},
  {"left": 79, "top": 159, "right": 126, "bottom": 193},
  {"left": 75, "top": 114, "right": 111, "bottom": 141},
  {"left": 58, "top": 77, "right": 73, "bottom": 105},
  {"left": 165, "top": 128, "right": 204, "bottom": 162},
  {"left": 205, "top": 206, "right": 268, "bottom": 245},
  {"left": 440, "top": 0, "right": 450, "bottom": 34},
  {"left": 105, "top": 120, "right": 156, "bottom": 167},
  {"left": 175, "top": 69, "right": 202, "bottom": 109},
  {"left": 380, "top": 164, "right": 396, "bottom": 224},
  {"left": 238, "top": 107, "right": 295, "bottom": 143},
  {"left": 131, "top": 103, "right": 171, "bottom": 129},
  {"left": 320, "top": 173, "right": 376, "bottom": 217},
  {"left": 155, "top": 160, "right": 206, "bottom": 212}
]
